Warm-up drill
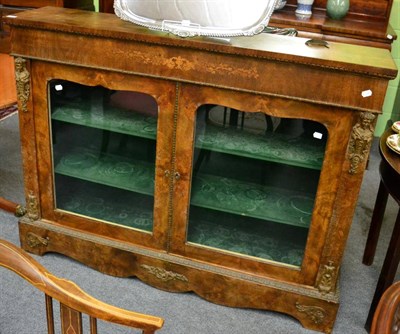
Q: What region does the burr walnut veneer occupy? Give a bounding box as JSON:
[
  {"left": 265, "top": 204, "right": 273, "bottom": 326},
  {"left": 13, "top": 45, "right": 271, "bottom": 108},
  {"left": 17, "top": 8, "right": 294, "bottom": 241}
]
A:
[{"left": 6, "top": 7, "right": 398, "bottom": 333}]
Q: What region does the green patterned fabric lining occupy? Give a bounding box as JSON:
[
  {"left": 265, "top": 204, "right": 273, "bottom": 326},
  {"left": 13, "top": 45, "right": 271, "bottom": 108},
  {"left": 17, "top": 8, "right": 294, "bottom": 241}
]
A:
[
  {"left": 55, "top": 147, "right": 314, "bottom": 228},
  {"left": 56, "top": 178, "right": 306, "bottom": 266},
  {"left": 188, "top": 208, "right": 307, "bottom": 266},
  {"left": 52, "top": 103, "right": 325, "bottom": 170},
  {"left": 197, "top": 125, "right": 325, "bottom": 169},
  {"left": 191, "top": 174, "right": 314, "bottom": 227},
  {"left": 56, "top": 179, "right": 154, "bottom": 232},
  {"left": 52, "top": 103, "right": 157, "bottom": 140},
  {"left": 50, "top": 99, "right": 323, "bottom": 266},
  {"left": 55, "top": 148, "right": 155, "bottom": 196}
]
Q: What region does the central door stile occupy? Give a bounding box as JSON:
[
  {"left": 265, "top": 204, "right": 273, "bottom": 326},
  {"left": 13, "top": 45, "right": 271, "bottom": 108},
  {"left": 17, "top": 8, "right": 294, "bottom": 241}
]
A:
[{"left": 166, "top": 82, "right": 181, "bottom": 253}]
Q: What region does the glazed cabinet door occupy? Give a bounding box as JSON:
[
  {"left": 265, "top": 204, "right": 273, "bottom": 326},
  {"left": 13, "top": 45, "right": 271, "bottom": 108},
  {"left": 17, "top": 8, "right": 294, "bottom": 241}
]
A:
[
  {"left": 170, "top": 83, "right": 354, "bottom": 284},
  {"left": 31, "top": 61, "right": 175, "bottom": 250}
]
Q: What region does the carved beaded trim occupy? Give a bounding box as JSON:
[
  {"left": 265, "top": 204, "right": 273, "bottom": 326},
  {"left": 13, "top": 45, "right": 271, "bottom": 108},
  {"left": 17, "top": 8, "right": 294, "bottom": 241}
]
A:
[
  {"left": 166, "top": 82, "right": 180, "bottom": 253},
  {"left": 14, "top": 57, "right": 30, "bottom": 113}
]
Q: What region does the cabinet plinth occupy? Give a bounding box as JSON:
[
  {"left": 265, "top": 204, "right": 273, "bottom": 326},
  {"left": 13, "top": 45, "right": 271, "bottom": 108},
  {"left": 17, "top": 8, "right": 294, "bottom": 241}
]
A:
[{"left": 7, "top": 7, "right": 398, "bottom": 334}]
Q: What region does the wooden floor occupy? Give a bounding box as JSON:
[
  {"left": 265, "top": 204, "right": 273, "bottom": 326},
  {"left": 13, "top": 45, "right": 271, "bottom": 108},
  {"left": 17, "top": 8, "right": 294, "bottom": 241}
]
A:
[{"left": 0, "top": 54, "right": 17, "bottom": 108}]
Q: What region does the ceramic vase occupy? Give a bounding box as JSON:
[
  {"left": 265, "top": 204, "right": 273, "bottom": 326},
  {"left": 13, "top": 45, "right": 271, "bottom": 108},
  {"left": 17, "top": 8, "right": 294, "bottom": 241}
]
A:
[
  {"left": 326, "top": 0, "right": 350, "bottom": 20},
  {"left": 295, "top": 0, "right": 315, "bottom": 19}
]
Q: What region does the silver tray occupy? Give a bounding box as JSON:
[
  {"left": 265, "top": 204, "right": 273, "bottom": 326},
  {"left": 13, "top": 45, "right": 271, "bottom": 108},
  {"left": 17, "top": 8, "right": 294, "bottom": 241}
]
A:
[{"left": 113, "top": 0, "right": 280, "bottom": 38}]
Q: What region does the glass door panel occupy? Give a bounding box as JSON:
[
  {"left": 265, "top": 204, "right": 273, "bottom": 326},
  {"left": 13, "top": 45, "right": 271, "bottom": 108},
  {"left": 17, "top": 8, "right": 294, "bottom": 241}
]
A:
[
  {"left": 49, "top": 80, "right": 159, "bottom": 232},
  {"left": 187, "top": 105, "right": 327, "bottom": 267}
]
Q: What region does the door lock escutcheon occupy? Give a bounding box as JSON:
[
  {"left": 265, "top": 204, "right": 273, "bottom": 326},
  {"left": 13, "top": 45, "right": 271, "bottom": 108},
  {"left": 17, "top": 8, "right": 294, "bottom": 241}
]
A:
[{"left": 164, "top": 170, "right": 181, "bottom": 180}]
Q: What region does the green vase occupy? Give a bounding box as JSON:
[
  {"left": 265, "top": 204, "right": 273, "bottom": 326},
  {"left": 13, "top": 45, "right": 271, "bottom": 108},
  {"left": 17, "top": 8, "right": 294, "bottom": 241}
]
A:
[{"left": 326, "top": 0, "right": 349, "bottom": 20}]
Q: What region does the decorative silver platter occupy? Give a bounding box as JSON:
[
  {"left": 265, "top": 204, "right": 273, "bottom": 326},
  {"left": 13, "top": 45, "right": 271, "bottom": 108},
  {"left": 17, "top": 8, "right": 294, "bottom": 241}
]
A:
[{"left": 113, "top": 0, "right": 280, "bottom": 38}]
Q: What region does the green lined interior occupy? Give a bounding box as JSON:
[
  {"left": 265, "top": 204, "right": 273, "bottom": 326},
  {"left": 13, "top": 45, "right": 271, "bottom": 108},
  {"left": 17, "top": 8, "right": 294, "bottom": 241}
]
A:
[
  {"left": 52, "top": 103, "right": 325, "bottom": 169},
  {"left": 55, "top": 147, "right": 315, "bottom": 228},
  {"left": 50, "top": 84, "right": 327, "bottom": 267}
]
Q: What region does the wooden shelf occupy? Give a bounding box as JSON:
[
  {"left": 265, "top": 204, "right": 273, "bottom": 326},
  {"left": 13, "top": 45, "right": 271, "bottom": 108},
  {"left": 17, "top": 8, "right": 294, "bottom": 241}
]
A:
[
  {"left": 53, "top": 103, "right": 326, "bottom": 170},
  {"left": 56, "top": 176, "right": 154, "bottom": 232},
  {"left": 187, "top": 207, "right": 308, "bottom": 266},
  {"left": 55, "top": 147, "right": 315, "bottom": 228},
  {"left": 52, "top": 104, "right": 158, "bottom": 140},
  {"left": 57, "top": 175, "right": 308, "bottom": 265},
  {"left": 270, "top": 5, "right": 396, "bottom": 48},
  {"left": 54, "top": 148, "right": 156, "bottom": 196},
  {"left": 191, "top": 173, "right": 314, "bottom": 228},
  {"left": 97, "top": 0, "right": 396, "bottom": 48},
  {"left": 197, "top": 123, "right": 325, "bottom": 170}
]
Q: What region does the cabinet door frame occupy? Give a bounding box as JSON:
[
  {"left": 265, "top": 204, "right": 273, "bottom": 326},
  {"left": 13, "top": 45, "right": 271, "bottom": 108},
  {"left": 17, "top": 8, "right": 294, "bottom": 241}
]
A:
[
  {"left": 170, "top": 83, "right": 354, "bottom": 285},
  {"left": 30, "top": 61, "right": 176, "bottom": 250}
]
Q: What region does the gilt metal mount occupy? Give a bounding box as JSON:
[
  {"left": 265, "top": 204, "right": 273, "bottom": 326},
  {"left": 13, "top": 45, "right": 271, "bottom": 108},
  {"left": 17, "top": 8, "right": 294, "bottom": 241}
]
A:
[
  {"left": 141, "top": 264, "right": 188, "bottom": 283},
  {"left": 14, "top": 57, "right": 30, "bottom": 113},
  {"left": 348, "top": 112, "right": 375, "bottom": 174}
]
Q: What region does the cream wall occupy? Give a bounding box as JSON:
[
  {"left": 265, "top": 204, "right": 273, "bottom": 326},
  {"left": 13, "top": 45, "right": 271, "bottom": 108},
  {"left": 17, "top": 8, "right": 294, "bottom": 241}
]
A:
[{"left": 375, "top": 0, "right": 400, "bottom": 135}]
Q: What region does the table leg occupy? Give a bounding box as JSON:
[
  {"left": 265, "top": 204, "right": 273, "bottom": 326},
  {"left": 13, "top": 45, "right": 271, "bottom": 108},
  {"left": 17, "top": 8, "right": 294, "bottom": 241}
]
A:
[
  {"left": 365, "top": 208, "right": 400, "bottom": 331},
  {"left": 363, "top": 180, "right": 389, "bottom": 265}
]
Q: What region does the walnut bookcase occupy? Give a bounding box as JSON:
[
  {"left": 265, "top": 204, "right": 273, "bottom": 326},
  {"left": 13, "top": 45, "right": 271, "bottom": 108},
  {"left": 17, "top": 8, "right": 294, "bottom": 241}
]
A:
[{"left": 6, "top": 7, "right": 398, "bottom": 333}]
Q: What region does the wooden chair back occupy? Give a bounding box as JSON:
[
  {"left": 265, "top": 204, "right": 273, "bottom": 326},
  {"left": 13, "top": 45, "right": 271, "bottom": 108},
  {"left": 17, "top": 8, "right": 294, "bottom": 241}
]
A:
[
  {"left": 0, "top": 239, "right": 164, "bottom": 334},
  {"left": 371, "top": 280, "right": 400, "bottom": 334}
]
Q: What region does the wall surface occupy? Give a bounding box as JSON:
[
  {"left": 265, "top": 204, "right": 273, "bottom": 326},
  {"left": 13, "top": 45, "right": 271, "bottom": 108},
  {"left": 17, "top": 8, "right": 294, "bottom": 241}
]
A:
[
  {"left": 375, "top": 1, "right": 400, "bottom": 135},
  {"left": 0, "top": 54, "right": 17, "bottom": 108}
]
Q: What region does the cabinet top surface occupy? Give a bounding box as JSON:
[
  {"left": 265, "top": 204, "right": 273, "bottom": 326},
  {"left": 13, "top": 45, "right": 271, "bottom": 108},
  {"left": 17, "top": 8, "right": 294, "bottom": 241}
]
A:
[{"left": 5, "top": 7, "right": 397, "bottom": 79}]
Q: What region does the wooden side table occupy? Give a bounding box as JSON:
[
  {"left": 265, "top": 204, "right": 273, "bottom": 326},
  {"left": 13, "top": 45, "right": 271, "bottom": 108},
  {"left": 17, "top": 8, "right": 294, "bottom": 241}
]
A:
[
  {"left": 362, "top": 126, "right": 400, "bottom": 331},
  {"left": 370, "top": 280, "right": 400, "bottom": 334}
]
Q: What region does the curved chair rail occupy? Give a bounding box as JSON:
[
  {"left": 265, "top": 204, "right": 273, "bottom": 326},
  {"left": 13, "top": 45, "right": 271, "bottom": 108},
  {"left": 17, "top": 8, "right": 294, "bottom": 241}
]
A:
[
  {"left": 0, "top": 239, "right": 164, "bottom": 334},
  {"left": 371, "top": 280, "right": 400, "bottom": 334}
]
